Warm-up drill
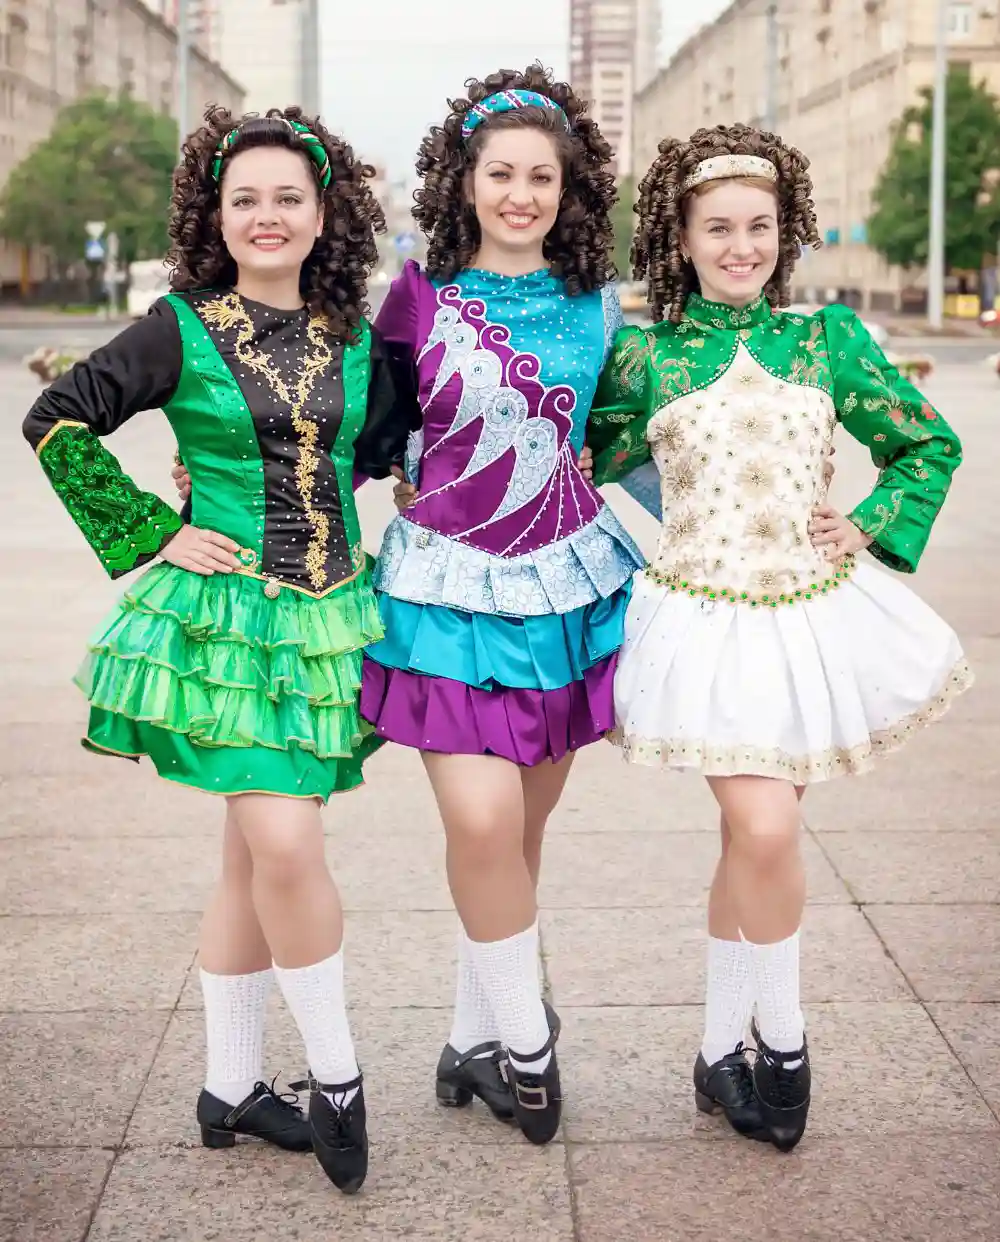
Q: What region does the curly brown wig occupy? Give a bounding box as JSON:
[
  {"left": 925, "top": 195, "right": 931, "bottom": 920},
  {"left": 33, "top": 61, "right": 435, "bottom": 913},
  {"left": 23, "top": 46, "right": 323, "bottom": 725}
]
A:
[
  {"left": 412, "top": 64, "right": 617, "bottom": 295},
  {"left": 632, "top": 123, "right": 821, "bottom": 323},
  {"left": 167, "top": 104, "right": 385, "bottom": 341}
]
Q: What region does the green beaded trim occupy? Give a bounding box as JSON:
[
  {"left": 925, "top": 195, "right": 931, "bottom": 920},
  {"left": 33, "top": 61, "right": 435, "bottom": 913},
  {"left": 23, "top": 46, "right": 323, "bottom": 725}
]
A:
[{"left": 643, "top": 557, "right": 855, "bottom": 608}]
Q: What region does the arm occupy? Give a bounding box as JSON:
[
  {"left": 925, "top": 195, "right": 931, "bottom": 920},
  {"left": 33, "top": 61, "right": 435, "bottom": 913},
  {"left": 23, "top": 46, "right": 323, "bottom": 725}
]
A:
[
  {"left": 22, "top": 302, "right": 185, "bottom": 577},
  {"left": 351, "top": 322, "right": 423, "bottom": 485},
  {"left": 587, "top": 325, "right": 656, "bottom": 488},
  {"left": 824, "top": 306, "right": 962, "bottom": 573}
]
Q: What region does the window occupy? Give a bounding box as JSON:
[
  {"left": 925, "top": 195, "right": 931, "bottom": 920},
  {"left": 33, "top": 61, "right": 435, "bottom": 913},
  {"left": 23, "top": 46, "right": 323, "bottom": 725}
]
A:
[{"left": 948, "top": 2, "right": 973, "bottom": 39}]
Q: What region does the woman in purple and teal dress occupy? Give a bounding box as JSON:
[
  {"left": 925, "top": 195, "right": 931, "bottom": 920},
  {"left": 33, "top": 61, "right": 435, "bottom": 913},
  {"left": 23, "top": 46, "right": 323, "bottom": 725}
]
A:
[
  {"left": 23, "top": 106, "right": 420, "bottom": 1194},
  {"left": 361, "top": 65, "right": 644, "bottom": 1144}
]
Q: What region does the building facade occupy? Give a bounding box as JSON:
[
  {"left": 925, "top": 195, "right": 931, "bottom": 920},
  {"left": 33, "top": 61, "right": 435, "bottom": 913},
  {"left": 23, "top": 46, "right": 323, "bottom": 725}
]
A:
[
  {"left": 150, "top": 0, "right": 220, "bottom": 59},
  {"left": 634, "top": 0, "right": 1000, "bottom": 310},
  {"left": 0, "top": 0, "right": 243, "bottom": 292},
  {"left": 570, "top": 0, "right": 661, "bottom": 177},
  {"left": 210, "top": 0, "right": 317, "bottom": 116}
]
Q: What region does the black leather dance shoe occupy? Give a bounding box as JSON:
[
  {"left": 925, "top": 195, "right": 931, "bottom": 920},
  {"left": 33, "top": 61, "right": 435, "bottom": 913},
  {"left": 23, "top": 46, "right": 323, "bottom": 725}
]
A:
[
  {"left": 693, "top": 1043, "right": 768, "bottom": 1141},
  {"left": 749, "top": 1018, "right": 811, "bottom": 1151},
  {"left": 436, "top": 1039, "right": 515, "bottom": 1123},
  {"left": 502, "top": 1002, "right": 562, "bottom": 1146},
  {"left": 291, "top": 1072, "right": 369, "bottom": 1194},
  {"left": 197, "top": 1077, "right": 312, "bottom": 1151}
]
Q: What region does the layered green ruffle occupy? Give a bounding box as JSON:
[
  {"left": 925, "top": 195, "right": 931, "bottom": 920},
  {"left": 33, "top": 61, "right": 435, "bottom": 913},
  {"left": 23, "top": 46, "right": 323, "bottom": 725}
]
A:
[{"left": 75, "top": 562, "right": 385, "bottom": 801}]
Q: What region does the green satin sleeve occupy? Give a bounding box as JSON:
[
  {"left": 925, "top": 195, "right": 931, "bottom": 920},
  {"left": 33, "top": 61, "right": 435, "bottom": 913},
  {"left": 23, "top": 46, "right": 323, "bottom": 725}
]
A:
[
  {"left": 824, "top": 305, "right": 962, "bottom": 573},
  {"left": 588, "top": 325, "right": 657, "bottom": 486},
  {"left": 22, "top": 305, "right": 184, "bottom": 578}
]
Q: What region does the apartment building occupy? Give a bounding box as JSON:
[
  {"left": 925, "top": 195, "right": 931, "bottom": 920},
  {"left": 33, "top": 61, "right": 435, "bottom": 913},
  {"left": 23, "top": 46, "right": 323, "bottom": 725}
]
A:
[
  {"left": 151, "top": 0, "right": 221, "bottom": 60},
  {"left": 211, "top": 0, "right": 318, "bottom": 115},
  {"left": 570, "top": 0, "right": 662, "bottom": 176},
  {"left": 634, "top": 0, "right": 1000, "bottom": 309},
  {"left": 0, "top": 0, "right": 243, "bottom": 291}
]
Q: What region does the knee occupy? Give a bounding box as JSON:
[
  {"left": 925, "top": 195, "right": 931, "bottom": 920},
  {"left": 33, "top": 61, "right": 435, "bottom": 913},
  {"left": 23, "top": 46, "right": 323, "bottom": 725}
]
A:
[
  {"left": 448, "top": 814, "right": 521, "bottom": 869},
  {"left": 732, "top": 818, "right": 800, "bottom": 871},
  {"left": 246, "top": 825, "right": 323, "bottom": 891}
]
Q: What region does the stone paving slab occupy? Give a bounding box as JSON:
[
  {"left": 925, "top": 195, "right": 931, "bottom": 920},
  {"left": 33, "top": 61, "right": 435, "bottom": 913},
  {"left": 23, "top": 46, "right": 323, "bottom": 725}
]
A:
[
  {"left": 865, "top": 905, "right": 1000, "bottom": 1002},
  {"left": 568, "top": 1135, "right": 1000, "bottom": 1242},
  {"left": 817, "top": 830, "right": 1000, "bottom": 903},
  {"left": 927, "top": 1003, "right": 1000, "bottom": 1119},
  {"left": 0, "top": 914, "right": 198, "bottom": 1012},
  {"left": 0, "top": 1150, "right": 114, "bottom": 1242},
  {"left": 85, "top": 1144, "right": 574, "bottom": 1242},
  {"left": 0, "top": 1013, "right": 168, "bottom": 1148}
]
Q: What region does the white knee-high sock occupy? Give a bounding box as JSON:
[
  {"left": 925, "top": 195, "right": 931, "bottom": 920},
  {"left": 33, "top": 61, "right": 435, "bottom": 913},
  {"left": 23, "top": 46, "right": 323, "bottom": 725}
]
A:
[
  {"left": 744, "top": 931, "right": 805, "bottom": 1058},
  {"left": 273, "top": 951, "right": 360, "bottom": 1105},
  {"left": 701, "top": 936, "right": 755, "bottom": 1067},
  {"left": 449, "top": 929, "right": 500, "bottom": 1054},
  {"left": 464, "top": 921, "right": 551, "bottom": 1073},
  {"left": 200, "top": 966, "right": 272, "bottom": 1107}
]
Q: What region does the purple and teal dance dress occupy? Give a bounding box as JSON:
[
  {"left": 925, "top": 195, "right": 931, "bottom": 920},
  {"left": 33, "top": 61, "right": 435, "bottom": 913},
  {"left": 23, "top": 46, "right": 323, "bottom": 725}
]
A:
[{"left": 360, "top": 260, "right": 643, "bottom": 763}]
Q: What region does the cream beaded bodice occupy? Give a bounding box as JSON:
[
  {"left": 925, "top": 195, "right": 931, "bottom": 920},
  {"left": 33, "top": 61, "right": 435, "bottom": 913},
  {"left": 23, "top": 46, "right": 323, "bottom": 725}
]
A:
[{"left": 646, "top": 345, "right": 839, "bottom": 600}]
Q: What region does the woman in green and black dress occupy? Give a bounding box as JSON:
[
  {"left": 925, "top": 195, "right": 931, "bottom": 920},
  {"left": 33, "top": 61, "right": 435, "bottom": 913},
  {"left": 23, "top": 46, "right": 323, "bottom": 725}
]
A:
[{"left": 23, "top": 105, "right": 418, "bottom": 1194}]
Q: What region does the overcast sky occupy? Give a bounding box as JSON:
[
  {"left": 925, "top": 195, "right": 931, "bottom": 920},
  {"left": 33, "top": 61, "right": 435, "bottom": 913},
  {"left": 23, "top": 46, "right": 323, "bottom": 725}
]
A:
[{"left": 321, "top": 0, "right": 731, "bottom": 181}]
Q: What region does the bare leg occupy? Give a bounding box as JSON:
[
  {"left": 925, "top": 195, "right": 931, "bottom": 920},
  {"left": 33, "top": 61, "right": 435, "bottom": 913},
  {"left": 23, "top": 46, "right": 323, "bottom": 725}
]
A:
[
  {"left": 423, "top": 753, "right": 534, "bottom": 941},
  {"left": 521, "top": 753, "right": 574, "bottom": 890},
  {"left": 706, "top": 776, "right": 811, "bottom": 1150},
  {"left": 708, "top": 784, "right": 805, "bottom": 942},
  {"left": 707, "top": 777, "right": 804, "bottom": 945},
  {"left": 199, "top": 805, "right": 271, "bottom": 974},
  {"left": 228, "top": 793, "right": 366, "bottom": 1190},
  {"left": 231, "top": 794, "right": 341, "bottom": 967},
  {"left": 423, "top": 752, "right": 552, "bottom": 1069}
]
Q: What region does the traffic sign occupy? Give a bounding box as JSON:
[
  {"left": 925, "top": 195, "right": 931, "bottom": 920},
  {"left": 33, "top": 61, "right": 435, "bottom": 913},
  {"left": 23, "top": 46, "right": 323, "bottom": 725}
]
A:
[
  {"left": 85, "top": 221, "right": 105, "bottom": 240},
  {"left": 85, "top": 238, "right": 105, "bottom": 262}
]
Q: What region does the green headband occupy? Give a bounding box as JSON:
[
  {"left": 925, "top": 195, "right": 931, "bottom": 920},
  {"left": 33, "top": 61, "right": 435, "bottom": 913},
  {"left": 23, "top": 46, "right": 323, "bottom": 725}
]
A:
[{"left": 211, "top": 118, "right": 332, "bottom": 188}]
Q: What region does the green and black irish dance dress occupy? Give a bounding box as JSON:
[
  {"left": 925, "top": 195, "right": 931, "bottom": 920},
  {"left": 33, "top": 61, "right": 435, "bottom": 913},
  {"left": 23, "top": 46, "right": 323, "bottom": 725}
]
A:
[{"left": 23, "top": 290, "right": 417, "bottom": 801}]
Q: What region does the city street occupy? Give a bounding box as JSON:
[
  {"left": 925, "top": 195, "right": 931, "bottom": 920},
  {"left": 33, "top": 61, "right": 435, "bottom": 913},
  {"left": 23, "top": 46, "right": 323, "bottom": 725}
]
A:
[{"left": 1, "top": 352, "right": 997, "bottom": 1241}]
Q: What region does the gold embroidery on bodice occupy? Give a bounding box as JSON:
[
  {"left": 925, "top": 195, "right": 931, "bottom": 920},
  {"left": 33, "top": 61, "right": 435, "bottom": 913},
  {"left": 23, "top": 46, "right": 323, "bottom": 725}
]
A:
[{"left": 646, "top": 345, "right": 838, "bottom": 597}]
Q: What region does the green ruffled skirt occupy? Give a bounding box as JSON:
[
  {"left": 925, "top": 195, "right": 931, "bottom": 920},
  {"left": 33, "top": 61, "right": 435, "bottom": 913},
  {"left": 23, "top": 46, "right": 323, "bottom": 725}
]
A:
[{"left": 75, "top": 562, "right": 384, "bottom": 801}]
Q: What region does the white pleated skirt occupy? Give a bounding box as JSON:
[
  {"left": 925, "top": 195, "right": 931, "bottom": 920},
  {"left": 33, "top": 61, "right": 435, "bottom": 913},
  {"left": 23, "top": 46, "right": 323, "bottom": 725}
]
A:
[{"left": 611, "top": 563, "right": 972, "bottom": 784}]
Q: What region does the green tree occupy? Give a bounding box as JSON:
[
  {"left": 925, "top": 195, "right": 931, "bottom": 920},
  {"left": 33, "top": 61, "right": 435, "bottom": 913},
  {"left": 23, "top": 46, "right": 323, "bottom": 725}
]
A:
[
  {"left": 868, "top": 68, "right": 1000, "bottom": 272},
  {"left": 612, "top": 175, "right": 637, "bottom": 278},
  {"left": 0, "top": 93, "right": 178, "bottom": 273}
]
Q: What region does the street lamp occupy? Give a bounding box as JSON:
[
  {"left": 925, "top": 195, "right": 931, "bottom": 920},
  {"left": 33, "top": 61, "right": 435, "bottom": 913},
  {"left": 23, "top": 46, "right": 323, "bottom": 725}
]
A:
[{"left": 927, "top": 0, "right": 949, "bottom": 329}]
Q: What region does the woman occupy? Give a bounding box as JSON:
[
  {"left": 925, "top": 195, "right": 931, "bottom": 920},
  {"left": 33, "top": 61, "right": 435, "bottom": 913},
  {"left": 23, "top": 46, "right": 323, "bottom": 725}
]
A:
[
  {"left": 359, "top": 65, "right": 642, "bottom": 1144},
  {"left": 587, "top": 123, "right": 971, "bottom": 1151},
  {"left": 23, "top": 105, "right": 418, "bottom": 1193}
]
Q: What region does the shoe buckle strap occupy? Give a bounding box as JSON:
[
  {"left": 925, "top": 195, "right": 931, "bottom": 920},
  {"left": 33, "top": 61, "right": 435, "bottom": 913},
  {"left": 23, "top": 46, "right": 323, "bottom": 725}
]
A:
[
  {"left": 452, "top": 1040, "right": 504, "bottom": 1069},
  {"left": 514, "top": 1081, "right": 549, "bottom": 1111},
  {"left": 223, "top": 1092, "right": 259, "bottom": 1129}
]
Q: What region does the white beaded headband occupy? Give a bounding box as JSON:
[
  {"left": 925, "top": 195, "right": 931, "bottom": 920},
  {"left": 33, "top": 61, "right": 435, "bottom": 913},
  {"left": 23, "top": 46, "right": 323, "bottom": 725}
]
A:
[{"left": 680, "top": 155, "right": 778, "bottom": 194}]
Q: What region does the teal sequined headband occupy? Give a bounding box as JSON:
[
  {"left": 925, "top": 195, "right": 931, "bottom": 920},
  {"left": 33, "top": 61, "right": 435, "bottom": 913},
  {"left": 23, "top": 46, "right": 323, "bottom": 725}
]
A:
[
  {"left": 211, "top": 118, "right": 332, "bottom": 188},
  {"left": 461, "top": 89, "right": 571, "bottom": 140}
]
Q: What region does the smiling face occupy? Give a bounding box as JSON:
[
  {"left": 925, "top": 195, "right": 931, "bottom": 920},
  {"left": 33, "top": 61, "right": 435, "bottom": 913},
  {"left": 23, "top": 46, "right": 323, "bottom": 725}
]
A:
[
  {"left": 681, "top": 178, "right": 780, "bottom": 306},
  {"left": 219, "top": 145, "right": 324, "bottom": 280},
  {"left": 467, "top": 125, "right": 563, "bottom": 264}
]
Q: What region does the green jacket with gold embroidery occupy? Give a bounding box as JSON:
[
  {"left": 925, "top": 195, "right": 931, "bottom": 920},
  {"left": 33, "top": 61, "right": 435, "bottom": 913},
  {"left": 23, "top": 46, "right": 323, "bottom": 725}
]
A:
[
  {"left": 588, "top": 294, "right": 961, "bottom": 573},
  {"left": 22, "top": 290, "right": 418, "bottom": 591}
]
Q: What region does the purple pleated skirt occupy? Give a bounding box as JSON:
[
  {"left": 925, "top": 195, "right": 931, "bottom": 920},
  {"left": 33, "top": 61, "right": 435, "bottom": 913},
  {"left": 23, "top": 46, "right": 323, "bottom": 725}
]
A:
[{"left": 359, "top": 654, "right": 618, "bottom": 767}]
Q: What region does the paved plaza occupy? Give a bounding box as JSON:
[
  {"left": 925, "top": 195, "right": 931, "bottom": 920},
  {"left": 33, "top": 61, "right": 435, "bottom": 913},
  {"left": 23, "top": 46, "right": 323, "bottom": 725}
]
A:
[{"left": 1, "top": 351, "right": 997, "bottom": 1240}]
